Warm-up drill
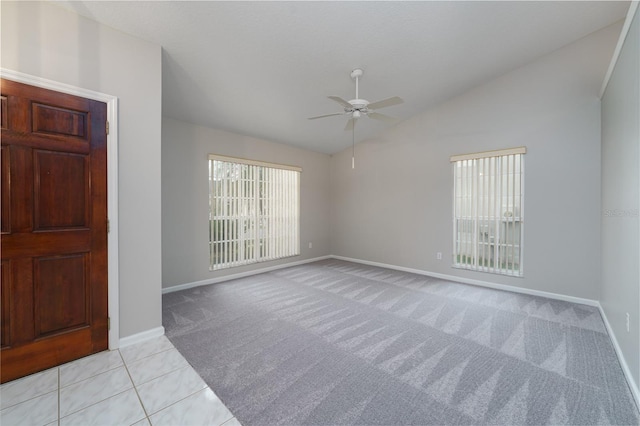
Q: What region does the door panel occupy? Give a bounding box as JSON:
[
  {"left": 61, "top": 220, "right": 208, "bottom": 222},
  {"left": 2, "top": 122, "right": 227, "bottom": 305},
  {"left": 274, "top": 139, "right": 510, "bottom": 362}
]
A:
[
  {"left": 31, "top": 103, "right": 88, "bottom": 140},
  {"left": 1, "top": 145, "right": 10, "bottom": 234},
  {"left": 1, "top": 260, "right": 10, "bottom": 348},
  {"left": 34, "top": 253, "right": 89, "bottom": 337},
  {"left": 0, "top": 78, "right": 108, "bottom": 383},
  {"left": 0, "top": 96, "right": 7, "bottom": 129},
  {"left": 6, "top": 258, "right": 34, "bottom": 346},
  {"left": 34, "top": 150, "right": 89, "bottom": 230}
]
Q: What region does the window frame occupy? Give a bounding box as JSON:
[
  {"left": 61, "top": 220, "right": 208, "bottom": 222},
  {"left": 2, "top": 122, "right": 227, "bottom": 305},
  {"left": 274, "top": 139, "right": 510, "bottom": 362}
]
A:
[
  {"left": 450, "top": 147, "right": 526, "bottom": 277},
  {"left": 208, "top": 154, "right": 301, "bottom": 271}
]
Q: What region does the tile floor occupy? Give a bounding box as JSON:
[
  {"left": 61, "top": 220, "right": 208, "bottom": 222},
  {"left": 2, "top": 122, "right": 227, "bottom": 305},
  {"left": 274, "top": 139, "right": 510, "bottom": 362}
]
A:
[{"left": 0, "top": 336, "right": 241, "bottom": 426}]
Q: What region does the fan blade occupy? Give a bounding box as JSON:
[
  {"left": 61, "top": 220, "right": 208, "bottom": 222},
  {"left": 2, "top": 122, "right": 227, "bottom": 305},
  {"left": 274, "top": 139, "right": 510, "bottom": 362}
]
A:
[
  {"left": 344, "top": 118, "right": 356, "bottom": 131},
  {"left": 308, "top": 112, "right": 344, "bottom": 120},
  {"left": 368, "top": 96, "right": 403, "bottom": 110},
  {"left": 328, "top": 96, "right": 352, "bottom": 108},
  {"left": 368, "top": 112, "right": 398, "bottom": 124}
]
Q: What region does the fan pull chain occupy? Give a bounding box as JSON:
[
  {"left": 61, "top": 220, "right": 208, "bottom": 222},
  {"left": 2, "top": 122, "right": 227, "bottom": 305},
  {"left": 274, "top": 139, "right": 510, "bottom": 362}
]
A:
[{"left": 352, "top": 120, "right": 355, "bottom": 169}]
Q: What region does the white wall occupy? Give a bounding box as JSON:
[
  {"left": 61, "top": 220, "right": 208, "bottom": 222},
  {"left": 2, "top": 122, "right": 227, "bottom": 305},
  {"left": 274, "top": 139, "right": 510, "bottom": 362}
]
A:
[
  {"left": 330, "top": 23, "right": 622, "bottom": 301},
  {"left": 162, "top": 118, "right": 330, "bottom": 289},
  {"left": 1, "top": 1, "right": 163, "bottom": 339},
  {"left": 2, "top": 3, "right": 633, "bottom": 379},
  {"left": 601, "top": 7, "right": 640, "bottom": 389}
]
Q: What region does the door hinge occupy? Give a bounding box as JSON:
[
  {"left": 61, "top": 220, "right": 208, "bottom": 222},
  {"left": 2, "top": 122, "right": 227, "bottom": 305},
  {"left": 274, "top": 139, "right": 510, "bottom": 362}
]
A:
[
  {"left": 107, "top": 219, "right": 110, "bottom": 234},
  {"left": 106, "top": 120, "right": 109, "bottom": 135},
  {"left": 108, "top": 317, "right": 111, "bottom": 330}
]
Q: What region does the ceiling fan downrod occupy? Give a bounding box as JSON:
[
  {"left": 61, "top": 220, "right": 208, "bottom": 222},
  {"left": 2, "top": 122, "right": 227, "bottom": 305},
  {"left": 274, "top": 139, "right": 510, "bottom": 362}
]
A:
[{"left": 351, "top": 68, "right": 363, "bottom": 100}]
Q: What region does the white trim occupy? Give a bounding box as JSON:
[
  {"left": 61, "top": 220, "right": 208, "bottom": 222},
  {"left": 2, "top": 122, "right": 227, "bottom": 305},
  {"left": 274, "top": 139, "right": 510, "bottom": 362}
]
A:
[
  {"left": 450, "top": 146, "right": 526, "bottom": 162},
  {"left": 162, "top": 256, "right": 331, "bottom": 294},
  {"left": 161, "top": 252, "right": 640, "bottom": 405},
  {"left": 1, "top": 68, "right": 121, "bottom": 350},
  {"left": 106, "top": 98, "right": 120, "bottom": 350},
  {"left": 598, "top": 303, "right": 640, "bottom": 409},
  {"left": 331, "top": 255, "right": 640, "bottom": 404},
  {"left": 1, "top": 68, "right": 117, "bottom": 106},
  {"left": 119, "top": 326, "right": 165, "bottom": 349},
  {"left": 636, "top": 1, "right": 640, "bottom": 402},
  {"left": 598, "top": 1, "right": 640, "bottom": 407},
  {"left": 599, "top": 1, "right": 640, "bottom": 404},
  {"left": 330, "top": 255, "right": 598, "bottom": 307},
  {"left": 165, "top": 252, "right": 597, "bottom": 305},
  {"left": 209, "top": 153, "right": 302, "bottom": 172},
  {"left": 600, "top": 1, "right": 639, "bottom": 98}
]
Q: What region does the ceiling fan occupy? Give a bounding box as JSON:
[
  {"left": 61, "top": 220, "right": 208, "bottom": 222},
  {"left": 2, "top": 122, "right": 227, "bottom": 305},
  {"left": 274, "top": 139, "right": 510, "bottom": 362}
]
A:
[{"left": 308, "top": 68, "right": 403, "bottom": 131}]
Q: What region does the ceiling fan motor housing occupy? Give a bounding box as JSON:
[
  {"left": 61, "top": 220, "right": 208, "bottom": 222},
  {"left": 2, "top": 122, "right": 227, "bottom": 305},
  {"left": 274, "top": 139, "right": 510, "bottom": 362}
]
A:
[
  {"left": 348, "top": 99, "right": 369, "bottom": 110},
  {"left": 347, "top": 98, "right": 370, "bottom": 118},
  {"left": 307, "top": 67, "right": 402, "bottom": 123}
]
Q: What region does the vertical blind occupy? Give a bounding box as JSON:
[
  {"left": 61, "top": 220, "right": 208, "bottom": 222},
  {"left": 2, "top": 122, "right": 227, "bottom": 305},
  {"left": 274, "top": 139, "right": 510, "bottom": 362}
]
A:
[
  {"left": 451, "top": 147, "right": 525, "bottom": 276},
  {"left": 209, "top": 155, "right": 301, "bottom": 271}
]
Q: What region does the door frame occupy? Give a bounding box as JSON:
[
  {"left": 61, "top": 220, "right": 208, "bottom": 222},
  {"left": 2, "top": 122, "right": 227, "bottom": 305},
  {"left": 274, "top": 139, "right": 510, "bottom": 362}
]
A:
[{"left": 1, "top": 68, "right": 120, "bottom": 350}]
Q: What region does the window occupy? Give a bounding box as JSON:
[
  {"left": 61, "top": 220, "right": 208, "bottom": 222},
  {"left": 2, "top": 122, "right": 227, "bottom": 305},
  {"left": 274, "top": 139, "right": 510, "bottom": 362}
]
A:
[
  {"left": 451, "top": 147, "right": 525, "bottom": 276},
  {"left": 209, "top": 155, "right": 300, "bottom": 270}
]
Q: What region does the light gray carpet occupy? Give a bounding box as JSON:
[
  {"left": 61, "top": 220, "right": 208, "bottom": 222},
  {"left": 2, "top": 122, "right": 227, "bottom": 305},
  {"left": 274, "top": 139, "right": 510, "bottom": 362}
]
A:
[{"left": 163, "top": 259, "right": 640, "bottom": 425}]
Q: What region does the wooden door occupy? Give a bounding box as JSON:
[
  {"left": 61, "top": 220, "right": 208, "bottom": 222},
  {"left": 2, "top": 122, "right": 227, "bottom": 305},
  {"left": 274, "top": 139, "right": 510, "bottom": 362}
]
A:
[{"left": 0, "top": 79, "right": 108, "bottom": 383}]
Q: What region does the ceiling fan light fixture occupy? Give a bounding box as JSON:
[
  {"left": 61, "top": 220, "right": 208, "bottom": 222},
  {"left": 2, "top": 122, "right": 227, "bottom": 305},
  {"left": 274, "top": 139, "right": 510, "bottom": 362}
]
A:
[{"left": 308, "top": 69, "right": 403, "bottom": 123}]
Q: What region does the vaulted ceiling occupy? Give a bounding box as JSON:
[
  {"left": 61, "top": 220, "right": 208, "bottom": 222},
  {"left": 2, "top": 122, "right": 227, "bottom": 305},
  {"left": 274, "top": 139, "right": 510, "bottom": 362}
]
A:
[{"left": 56, "top": 1, "right": 629, "bottom": 154}]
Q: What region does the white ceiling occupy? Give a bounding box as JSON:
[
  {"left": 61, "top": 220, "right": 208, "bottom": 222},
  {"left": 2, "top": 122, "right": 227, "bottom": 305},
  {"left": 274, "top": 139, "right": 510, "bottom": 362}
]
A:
[{"left": 55, "top": 1, "right": 629, "bottom": 154}]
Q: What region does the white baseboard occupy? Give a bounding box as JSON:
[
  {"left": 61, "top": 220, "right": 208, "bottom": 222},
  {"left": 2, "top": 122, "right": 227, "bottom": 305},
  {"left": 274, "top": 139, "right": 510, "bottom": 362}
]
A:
[
  {"left": 330, "top": 255, "right": 599, "bottom": 307},
  {"left": 598, "top": 304, "right": 640, "bottom": 409},
  {"left": 159, "top": 253, "right": 639, "bottom": 407},
  {"left": 162, "top": 256, "right": 331, "bottom": 294},
  {"left": 119, "top": 326, "right": 165, "bottom": 348},
  {"left": 331, "top": 255, "right": 640, "bottom": 408},
  {"left": 164, "top": 253, "right": 598, "bottom": 306}
]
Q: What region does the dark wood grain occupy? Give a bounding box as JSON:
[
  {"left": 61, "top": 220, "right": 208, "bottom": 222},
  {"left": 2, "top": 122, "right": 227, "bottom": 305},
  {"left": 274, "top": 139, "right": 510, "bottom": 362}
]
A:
[
  {"left": 10, "top": 146, "right": 32, "bottom": 233},
  {"left": 1, "top": 260, "right": 11, "bottom": 348},
  {"left": 1, "top": 329, "right": 93, "bottom": 382},
  {"left": 1, "top": 145, "right": 10, "bottom": 234},
  {"left": 0, "top": 96, "right": 7, "bottom": 129},
  {"left": 34, "top": 254, "right": 89, "bottom": 336},
  {"left": 32, "top": 103, "right": 87, "bottom": 139},
  {"left": 0, "top": 78, "right": 108, "bottom": 383},
  {"left": 34, "top": 150, "right": 89, "bottom": 230}
]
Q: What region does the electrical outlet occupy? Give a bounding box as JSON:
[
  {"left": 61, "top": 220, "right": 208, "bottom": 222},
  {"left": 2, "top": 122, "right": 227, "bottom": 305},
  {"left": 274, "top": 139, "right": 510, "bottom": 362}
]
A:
[
  {"left": 626, "top": 312, "right": 630, "bottom": 332},
  {"left": 436, "top": 252, "right": 442, "bottom": 260},
  {"left": 308, "top": 242, "right": 312, "bottom": 249}
]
